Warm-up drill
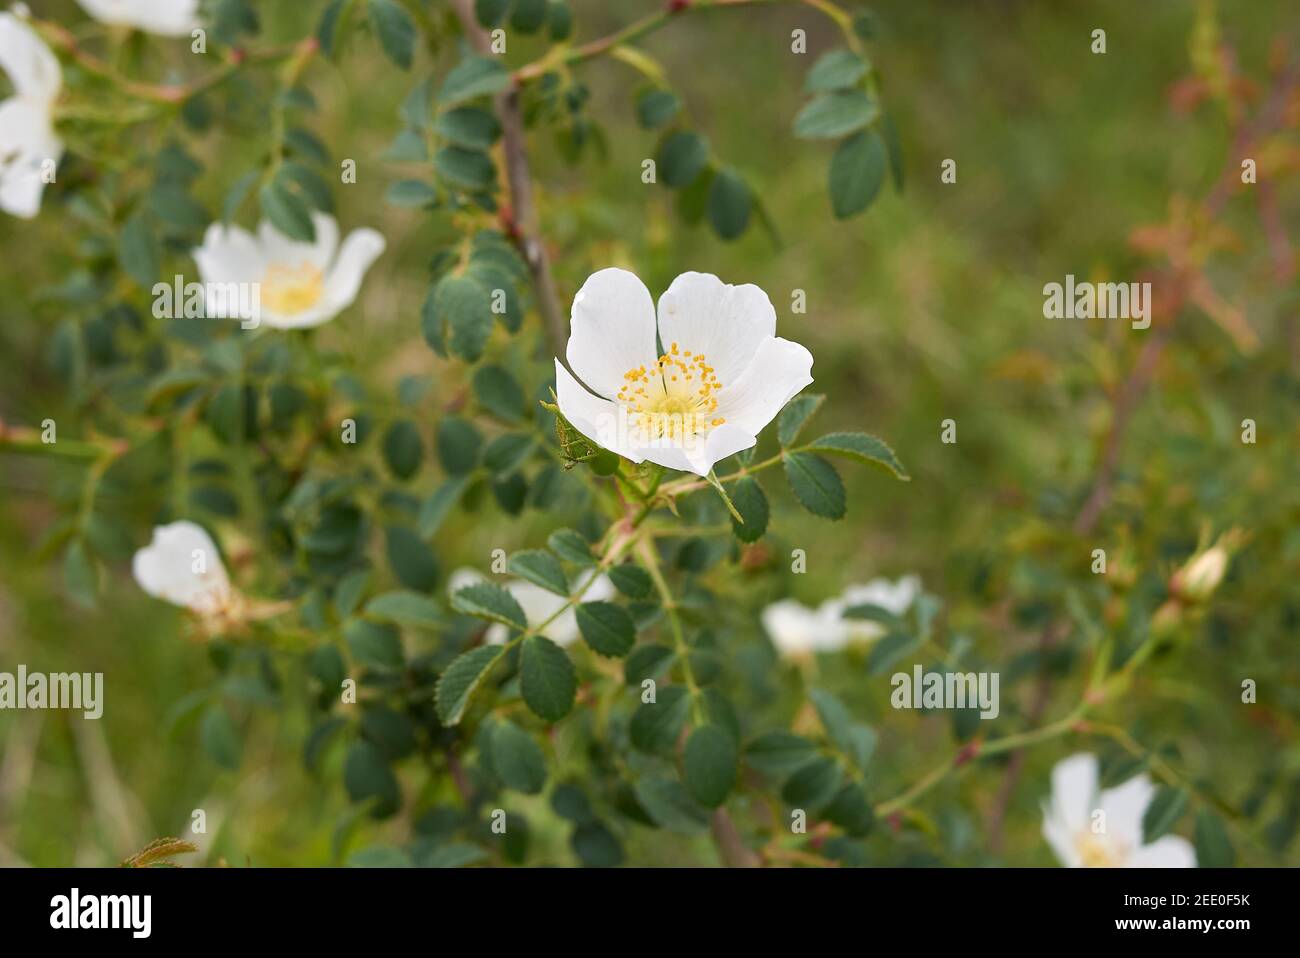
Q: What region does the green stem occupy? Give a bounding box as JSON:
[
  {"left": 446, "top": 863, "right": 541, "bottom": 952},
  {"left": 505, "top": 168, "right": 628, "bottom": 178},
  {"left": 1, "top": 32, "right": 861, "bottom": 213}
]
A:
[{"left": 636, "top": 537, "right": 704, "bottom": 723}]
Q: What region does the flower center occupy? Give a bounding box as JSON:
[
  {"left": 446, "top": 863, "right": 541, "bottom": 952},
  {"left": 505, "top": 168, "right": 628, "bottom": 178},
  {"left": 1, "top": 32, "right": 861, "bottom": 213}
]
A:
[
  {"left": 617, "top": 342, "right": 726, "bottom": 443},
  {"left": 261, "top": 261, "right": 324, "bottom": 314},
  {"left": 1073, "top": 830, "right": 1127, "bottom": 868}
]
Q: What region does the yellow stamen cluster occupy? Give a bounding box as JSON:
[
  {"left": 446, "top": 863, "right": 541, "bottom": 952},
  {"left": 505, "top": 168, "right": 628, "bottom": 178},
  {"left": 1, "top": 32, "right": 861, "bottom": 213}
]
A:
[
  {"left": 1074, "top": 832, "right": 1127, "bottom": 868},
  {"left": 260, "top": 261, "right": 324, "bottom": 314},
  {"left": 616, "top": 342, "right": 726, "bottom": 442}
]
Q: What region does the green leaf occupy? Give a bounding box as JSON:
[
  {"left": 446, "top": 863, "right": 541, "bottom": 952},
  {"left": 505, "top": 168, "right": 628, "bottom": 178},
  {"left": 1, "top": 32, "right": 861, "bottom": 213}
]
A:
[
  {"left": 436, "top": 274, "right": 494, "bottom": 361},
  {"left": 1194, "top": 808, "right": 1235, "bottom": 867},
  {"left": 451, "top": 582, "right": 527, "bottom": 630},
  {"left": 824, "top": 782, "right": 875, "bottom": 836},
  {"left": 221, "top": 170, "right": 259, "bottom": 224},
  {"left": 805, "top": 48, "right": 868, "bottom": 92},
  {"left": 745, "top": 731, "right": 818, "bottom": 776},
  {"left": 436, "top": 416, "right": 483, "bottom": 474},
  {"left": 491, "top": 720, "right": 547, "bottom": 794},
  {"left": 201, "top": 704, "right": 242, "bottom": 770},
  {"left": 334, "top": 569, "right": 371, "bottom": 618},
  {"left": 118, "top": 212, "right": 159, "bottom": 287},
  {"left": 434, "top": 146, "right": 495, "bottom": 192},
  {"left": 783, "top": 451, "right": 846, "bottom": 519},
  {"left": 609, "top": 563, "right": 653, "bottom": 599},
  {"left": 633, "top": 778, "right": 709, "bottom": 834},
  {"left": 483, "top": 432, "right": 536, "bottom": 473},
  {"left": 683, "top": 725, "right": 737, "bottom": 808},
  {"left": 805, "top": 431, "right": 909, "bottom": 480},
  {"left": 575, "top": 601, "right": 635, "bottom": 657},
  {"left": 547, "top": 528, "right": 594, "bottom": 565},
  {"left": 382, "top": 420, "right": 423, "bottom": 479},
  {"left": 810, "top": 689, "right": 876, "bottom": 769},
  {"left": 435, "top": 106, "right": 502, "bottom": 150},
  {"left": 658, "top": 131, "right": 709, "bottom": 188},
  {"left": 829, "top": 129, "right": 887, "bottom": 219},
  {"left": 385, "top": 179, "right": 438, "bottom": 209},
  {"left": 707, "top": 168, "right": 751, "bottom": 240},
  {"left": 343, "top": 741, "right": 400, "bottom": 816},
  {"left": 434, "top": 645, "right": 505, "bottom": 725},
  {"left": 259, "top": 180, "right": 315, "bottom": 242},
  {"left": 793, "top": 90, "right": 879, "bottom": 139},
  {"left": 367, "top": 0, "right": 415, "bottom": 69},
  {"left": 630, "top": 686, "right": 692, "bottom": 752},
  {"left": 636, "top": 89, "right": 680, "bottom": 128},
  {"left": 782, "top": 757, "right": 843, "bottom": 811},
  {"left": 365, "top": 590, "right": 444, "bottom": 629},
  {"left": 474, "top": 0, "right": 509, "bottom": 27},
  {"left": 777, "top": 393, "right": 825, "bottom": 446},
  {"left": 729, "top": 476, "right": 769, "bottom": 543},
  {"left": 385, "top": 525, "right": 438, "bottom": 592},
  {"left": 438, "top": 56, "right": 510, "bottom": 106},
  {"left": 344, "top": 618, "right": 405, "bottom": 670},
  {"left": 277, "top": 160, "right": 333, "bottom": 212},
  {"left": 316, "top": 0, "right": 349, "bottom": 56},
  {"left": 1142, "top": 786, "right": 1191, "bottom": 844},
  {"left": 520, "top": 635, "right": 576, "bottom": 722},
  {"left": 418, "top": 476, "right": 469, "bottom": 538},
  {"left": 510, "top": 0, "right": 547, "bottom": 32},
  {"left": 867, "top": 631, "right": 920, "bottom": 674},
  {"left": 508, "top": 549, "right": 568, "bottom": 596},
  {"left": 472, "top": 364, "right": 524, "bottom": 420}
]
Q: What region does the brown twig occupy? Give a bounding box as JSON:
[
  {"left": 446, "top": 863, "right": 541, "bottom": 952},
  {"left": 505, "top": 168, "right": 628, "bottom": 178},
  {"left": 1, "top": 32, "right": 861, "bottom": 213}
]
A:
[{"left": 449, "top": 0, "right": 569, "bottom": 360}]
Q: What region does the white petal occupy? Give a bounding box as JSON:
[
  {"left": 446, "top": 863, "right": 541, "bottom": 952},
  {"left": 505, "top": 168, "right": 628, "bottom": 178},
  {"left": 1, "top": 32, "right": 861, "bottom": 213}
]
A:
[
  {"left": 761, "top": 600, "right": 820, "bottom": 658},
  {"left": 75, "top": 0, "right": 202, "bottom": 37},
  {"left": 715, "top": 336, "right": 814, "bottom": 436},
  {"left": 1042, "top": 810, "right": 1083, "bottom": 867},
  {"left": 656, "top": 272, "right": 776, "bottom": 386},
  {"left": 1129, "top": 835, "right": 1196, "bottom": 868},
  {"left": 0, "top": 13, "right": 61, "bottom": 101},
  {"left": 565, "top": 267, "right": 659, "bottom": 400},
  {"left": 0, "top": 97, "right": 61, "bottom": 219},
  {"left": 312, "top": 226, "right": 385, "bottom": 316},
  {"left": 1100, "top": 772, "right": 1156, "bottom": 847},
  {"left": 841, "top": 575, "right": 921, "bottom": 616},
  {"left": 255, "top": 216, "right": 324, "bottom": 271},
  {"left": 679, "top": 422, "right": 756, "bottom": 477},
  {"left": 131, "top": 521, "right": 232, "bottom": 614},
  {"left": 1048, "top": 753, "right": 1099, "bottom": 833},
  {"left": 554, "top": 359, "right": 645, "bottom": 464},
  {"left": 193, "top": 221, "right": 263, "bottom": 301}
]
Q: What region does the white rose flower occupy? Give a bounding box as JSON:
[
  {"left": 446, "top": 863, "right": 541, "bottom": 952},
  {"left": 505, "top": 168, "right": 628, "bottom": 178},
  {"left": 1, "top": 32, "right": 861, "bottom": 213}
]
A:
[
  {"left": 74, "top": 0, "right": 201, "bottom": 37},
  {"left": 761, "top": 598, "right": 848, "bottom": 659},
  {"left": 0, "top": 12, "right": 63, "bottom": 219},
  {"left": 835, "top": 574, "right": 922, "bottom": 642},
  {"left": 449, "top": 567, "right": 614, "bottom": 647},
  {"left": 131, "top": 521, "right": 234, "bottom": 616},
  {"left": 193, "top": 212, "right": 386, "bottom": 330},
  {"left": 555, "top": 269, "right": 814, "bottom": 477},
  {"left": 1042, "top": 753, "right": 1195, "bottom": 868}
]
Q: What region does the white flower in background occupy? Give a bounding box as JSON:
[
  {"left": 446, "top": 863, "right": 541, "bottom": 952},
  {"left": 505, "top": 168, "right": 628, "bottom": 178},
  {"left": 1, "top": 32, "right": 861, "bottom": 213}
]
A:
[
  {"left": 193, "top": 212, "right": 386, "bottom": 330},
  {"left": 449, "top": 568, "right": 614, "bottom": 647},
  {"left": 75, "top": 0, "right": 201, "bottom": 37},
  {"left": 835, "top": 574, "right": 922, "bottom": 642},
  {"left": 131, "top": 521, "right": 234, "bottom": 617},
  {"left": 555, "top": 269, "right": 814, "bottom": 477},
  {"left": 761, "top": 598, "right": 848, "bottom": 659},
  {"left": 1042, "top": 753, "right": 1196, "bottom": 868},
  {"left": 0, "top": 12, "right": 62, "bottom": 219}
]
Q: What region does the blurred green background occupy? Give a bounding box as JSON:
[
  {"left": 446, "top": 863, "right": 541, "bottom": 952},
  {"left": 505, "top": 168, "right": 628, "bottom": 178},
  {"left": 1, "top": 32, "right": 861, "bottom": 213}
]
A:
[{"left": 1, "top": 0, "right": 1297, "bottom": 867}]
